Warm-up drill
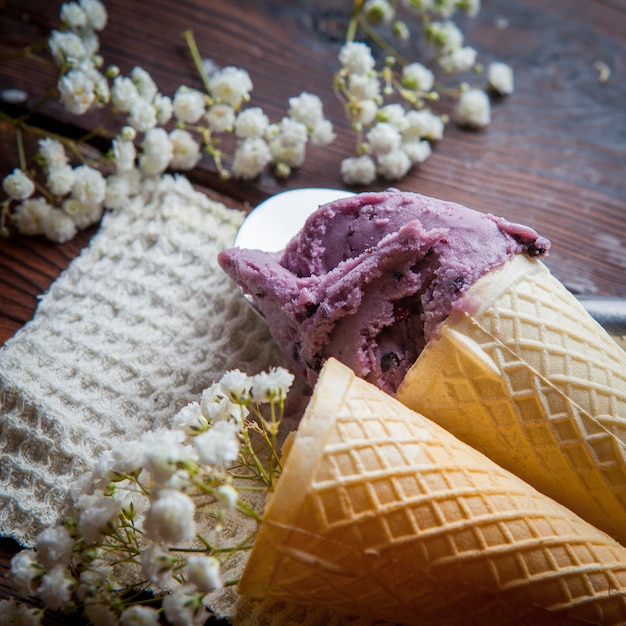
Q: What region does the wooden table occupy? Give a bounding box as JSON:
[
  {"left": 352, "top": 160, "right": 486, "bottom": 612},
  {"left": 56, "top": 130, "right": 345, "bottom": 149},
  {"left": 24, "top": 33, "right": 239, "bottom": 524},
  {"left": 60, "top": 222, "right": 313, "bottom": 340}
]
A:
[{"left": 1, "top": 0, "right": 625, "bottom": 622}]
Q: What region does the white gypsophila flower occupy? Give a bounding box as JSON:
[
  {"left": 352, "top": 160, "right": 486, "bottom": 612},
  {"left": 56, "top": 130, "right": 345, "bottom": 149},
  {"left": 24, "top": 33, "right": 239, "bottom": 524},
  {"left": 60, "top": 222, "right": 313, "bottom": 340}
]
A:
[
  {"left": 144, "top": 489, "right": 196, "bottom": 545},
  {"left": 439, "top": 46, "right": 477, "bottom": 73},
  {"left": 111, "top": 75, "right": 140, "bottom": 112},
  {"left": 169, "top": 129, "right": 202, "bottom": 171},
  {"left": 219, "top": 369, "right": 251, "bottom": 403},
  {"left": 366, "top": 122, "right": 402, "bottom": 156},
  {"left": 269, "top": 136, "right": 306, "bottom": 169},
  {"left": 141, "top": 543, "right": 174, "bottom": 586},
  {"left": 77, "top": 60, "right": 109, "bottom": 106},
  {"left": 0, "top": 598, "right": 43, "bottom": 626},
  {"left": 276, "top": 117, "right": 308, "bottom": 147},
  {"left": 456, "top": 87, "right": 491, "bottom": 127},
  {"left": 103, "top": 174, "right": 130, "bottom": 210},
  {"left": 378, "top": 104, "right": 408, "bottom": 132},
  {"left": 216, "top": 484, "right": 238, "bottom": 511},
  {"left": 351, "top": 98, "right": 379, "bottom": 126},
  {"left": 139, "top": 127, "right": 173, "bottom": 176},
  {"left": 487, "top": 61, "right": 514, "bottom": 95},
  {"left": 403, "top": 109, "right": 444, "bottom": 141},
  {"left": 3, "top": 168, "right": 34, "bottom": 200},
  {"left": 251, "top": 367, "right": 294, "bottom": 403},
  {"left": 173, "top": 86, "right": 206, "bottom": 124},
  {"left": 428, "top": 20, "right": 464, "bottom": 52},
  {"left": 172, "top": 401, "right": 208, "bottom": 435},
  {"left": 338, "top": 41, "right": 376, "bottom": 74},
  {"left": 35, "top": 526, "right": 74, "bottom": 570},
  {"left": 63, "top": 197, "right": 103, "bottom": 229},
  {"left": 71, "top": 164, "right": 106, "bottom": 204},
  {"left": 37, "top": 566, "right": 74, "bottom": 611},
  {"left": 162, "top": 585, "right": 209, "bottom": 626},
  {"left": 232, "top": 137, "right": 272, "bottom": 180},
  {"left": 347, "top": 72, "right": 381, "bottom": 101},
  {"left": 131, "top": 66, "right": 158, "bottom": 102},
  {"left": 47, "top": 164, "right": 75, "bottom": 196},
  {"left": 185, "top": 555, "right": 222, "bottom": 593},
  {"left": 80, "top": 0, "right": 108, "bottom": 30},
  {"left": 48, "top": 30, "right": 87, "bottom": 67},
  {"left": 60, "top": 2, "right": 88, "bottom": 30},
  {"left": 376, "top": 148, "right": 412, "bottom": 180},
  {"left": 142, "top": 428, "right": 187, "bottom": 484},
  {"left": 9, "top": 550, "right": 40, "bottom": 596},
  {"left": 402, "top": 139, "right": 432, "bottom": 164},
  {"left": 93, "top": 439, "right": 145, "bottom": 482},
  {"left": 58, "top": 68, "right": 96, "bottom": 115},
  {"left": 12, "top": 198, "right": 52, "bottom": 236},
  {"left": 112, "top": 137, "right": 136, "bottom": 172},
  {"left": 38, "top": 137, "right": 67, "bottom": 169},
  {"left": 83, "top": 600, "right": 118, "bottom": 626},
  {"left": 154, "top": 93, "right": 173, "bottom": 125},
  {"left": 363, "top": 0, "right": 395, "bottom": 25},
  {"left": 76, "top": 490, "right": 122, "bottom": 542},
  {"left": 120, "top": 605, "right": 161, "bottom": 626},
  {"left": 340, "top": 154, "right": 377, "bottom": 185},
  {"left": 206, "top": 102, "right": 235, "bottom": 133},
  {"left": 209, "top": 66, "right": 252, "bottom": 106},
  {"left": 234, "top": 107, "right": 269, "bottom": 139},
  {"left": 42, "top": 207, "right": 77, "bottom": 243},
  {"left": 288, "top": 92, "right": 324, "bottom": 126},
  {"left": 310, "top": 119, "right": 336, "bottom": 147},
  {"left": 194, "top": 420, "right": 240, "bottom": 467},
  {"left": 402, "top": 62, "right": 435, "bottom": 92},
  {"left": 128, "top": 97, "right": 157, "bottom": 132},
  {"left": 119, "top": 124, "right": 136, "bottom": 141}
]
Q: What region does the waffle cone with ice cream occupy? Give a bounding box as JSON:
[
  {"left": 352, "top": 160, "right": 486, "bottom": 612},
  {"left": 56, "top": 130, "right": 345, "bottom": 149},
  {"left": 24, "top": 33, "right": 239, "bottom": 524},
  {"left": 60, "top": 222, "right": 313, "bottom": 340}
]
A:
[
  {"left": 238, "top": 358, "right": 626, "bottom": 625},
  {"left": 219, "top": 190, "right": 626, "bottom": 548},
  {"left": 396, "top": 252, "right": 626, "bottom": 544}
]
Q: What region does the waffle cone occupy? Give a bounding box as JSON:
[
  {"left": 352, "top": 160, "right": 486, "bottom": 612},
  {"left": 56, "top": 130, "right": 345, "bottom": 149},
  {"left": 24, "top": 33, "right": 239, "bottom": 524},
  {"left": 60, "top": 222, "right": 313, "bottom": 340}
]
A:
[
  {"left": 238, "top": 358, "right": 626, "bottom": 625},
  {"left": 397, "top": 254, "right": 626, "bottom": 544}
]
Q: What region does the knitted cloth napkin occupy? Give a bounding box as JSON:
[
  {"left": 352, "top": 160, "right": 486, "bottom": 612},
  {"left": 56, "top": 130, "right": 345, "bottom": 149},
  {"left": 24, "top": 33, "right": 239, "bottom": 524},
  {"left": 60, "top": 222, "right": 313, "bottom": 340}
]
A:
[{"left": 0, "top": 175, "right": 286, "bottom": 547}]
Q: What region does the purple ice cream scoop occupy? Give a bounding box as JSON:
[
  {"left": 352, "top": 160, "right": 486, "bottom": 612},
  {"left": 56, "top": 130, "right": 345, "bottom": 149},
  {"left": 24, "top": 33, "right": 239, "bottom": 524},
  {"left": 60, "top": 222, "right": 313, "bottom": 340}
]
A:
[{"left": 218, "top": 190, "right": 550, "bottom": 394}]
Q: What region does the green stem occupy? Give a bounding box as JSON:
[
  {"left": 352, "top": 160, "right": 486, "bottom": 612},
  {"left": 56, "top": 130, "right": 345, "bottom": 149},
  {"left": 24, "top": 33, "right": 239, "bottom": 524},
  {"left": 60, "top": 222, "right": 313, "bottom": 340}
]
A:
[
  {"left": 183, "top": 29, "right": 212, "bottom": 94},
  {"left": 15, "top": 127, "right": 26, "bottom": 171}
]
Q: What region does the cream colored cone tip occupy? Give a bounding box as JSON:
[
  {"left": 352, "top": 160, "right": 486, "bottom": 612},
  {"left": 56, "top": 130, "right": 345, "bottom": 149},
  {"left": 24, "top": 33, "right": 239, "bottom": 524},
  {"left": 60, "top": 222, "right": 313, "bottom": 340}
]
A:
[
  {"left": 397, "top": 254, "right": 626, "bottom": 544},
  {"left": 239, "top": 358, "right": 626, "bottom": 625}
]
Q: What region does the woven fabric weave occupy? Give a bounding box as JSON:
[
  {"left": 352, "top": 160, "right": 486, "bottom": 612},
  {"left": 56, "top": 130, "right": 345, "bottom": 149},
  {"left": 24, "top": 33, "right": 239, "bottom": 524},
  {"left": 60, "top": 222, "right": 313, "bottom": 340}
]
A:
[{"left": 0, "top": 175, "right": 285, "bottom": 547}]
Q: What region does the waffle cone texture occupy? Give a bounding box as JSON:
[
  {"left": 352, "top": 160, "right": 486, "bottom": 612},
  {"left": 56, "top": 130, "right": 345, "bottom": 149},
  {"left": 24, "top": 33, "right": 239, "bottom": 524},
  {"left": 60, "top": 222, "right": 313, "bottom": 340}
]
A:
[
  {"left": 239, "top": 358, "right": 626, "bottom": 625},
  {"left": 397, "top": 254, "right": 626, "bottom": 544}
]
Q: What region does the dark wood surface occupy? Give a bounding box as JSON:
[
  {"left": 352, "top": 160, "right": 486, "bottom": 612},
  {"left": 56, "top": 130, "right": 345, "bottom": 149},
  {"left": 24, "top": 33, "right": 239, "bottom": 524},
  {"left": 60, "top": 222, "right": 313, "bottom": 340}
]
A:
[{"left": 1, "top": 0, "right": 625, "bottom": 622}]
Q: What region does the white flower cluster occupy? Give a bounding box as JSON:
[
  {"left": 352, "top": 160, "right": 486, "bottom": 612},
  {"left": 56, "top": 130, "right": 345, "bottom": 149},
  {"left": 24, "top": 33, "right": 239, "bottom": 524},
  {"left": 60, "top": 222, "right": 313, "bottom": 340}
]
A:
[
  {"left": 1, "top": 3, "right": 335, "bottom": 242},
  {"left": 49, "top": 0, "right": 109, "bottom": 115},
  {"left": 337, "top": 0, "right": 514, "bottom": 184},
  {"left": 337, "top": 41, "right": 443, "bottom": 185},
  {"left": 4, "top": 137, "right": 107, "bottom": 243},
  {"left": 3, "top": 366, "right": 294, "bottom": 625}
]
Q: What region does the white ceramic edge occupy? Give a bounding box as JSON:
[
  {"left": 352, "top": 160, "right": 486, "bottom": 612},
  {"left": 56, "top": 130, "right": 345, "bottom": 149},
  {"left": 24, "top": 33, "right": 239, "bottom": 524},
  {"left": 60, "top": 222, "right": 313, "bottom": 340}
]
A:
[{"left": 234, "top": 188, "right": 355, "bottom": 252}]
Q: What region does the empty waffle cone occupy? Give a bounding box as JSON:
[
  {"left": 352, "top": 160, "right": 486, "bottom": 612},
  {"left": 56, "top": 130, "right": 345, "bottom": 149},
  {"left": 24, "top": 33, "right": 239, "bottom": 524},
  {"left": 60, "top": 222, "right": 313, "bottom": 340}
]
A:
[
  {"left": 397, "top": 253, "right": 626, "bottom": 544},
  {"left": 238, "top": 358, "right": 626, "bottom": 625}
]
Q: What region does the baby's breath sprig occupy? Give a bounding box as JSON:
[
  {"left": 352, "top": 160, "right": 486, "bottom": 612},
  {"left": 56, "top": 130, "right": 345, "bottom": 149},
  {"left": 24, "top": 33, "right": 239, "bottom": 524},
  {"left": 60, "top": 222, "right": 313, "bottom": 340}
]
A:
[
  {"left": 0, "top": 0, "right": 335, "bottom": 243},
  {"left": 336, "top": 0, "right": 514, "bottom": 185},
  {"left": 3, "top": 366, "right": 295, "bottom": 625}
]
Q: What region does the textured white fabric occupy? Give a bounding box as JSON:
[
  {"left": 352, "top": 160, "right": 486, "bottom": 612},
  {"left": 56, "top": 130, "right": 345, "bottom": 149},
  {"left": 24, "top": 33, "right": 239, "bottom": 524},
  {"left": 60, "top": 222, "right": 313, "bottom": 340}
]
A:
[{"left": 0, "top": 175, "right": 286, "bottom": 546}]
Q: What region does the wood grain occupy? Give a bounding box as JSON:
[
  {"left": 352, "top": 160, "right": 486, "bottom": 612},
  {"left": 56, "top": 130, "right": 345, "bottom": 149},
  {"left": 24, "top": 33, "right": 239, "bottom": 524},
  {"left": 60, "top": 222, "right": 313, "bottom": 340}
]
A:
[{"left": 0, "top": 0, "right": 625, "bottom": 622}]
